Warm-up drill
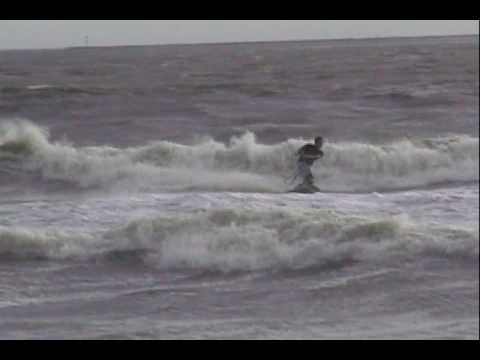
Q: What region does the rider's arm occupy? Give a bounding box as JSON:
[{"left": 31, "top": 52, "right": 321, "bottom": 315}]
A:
[{"left": 296, "top": 145, "right": 306, "bottom": 157}]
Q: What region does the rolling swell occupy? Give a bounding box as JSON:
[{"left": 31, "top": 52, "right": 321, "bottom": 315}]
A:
[
  {"left": 1, "top": 209, "right": 478, "bottom": 271},
  {"left": 0, "top": 120, "right": 478, "bottom": 193}
]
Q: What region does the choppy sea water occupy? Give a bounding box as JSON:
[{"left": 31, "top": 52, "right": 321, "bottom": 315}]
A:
[{"left": 0, "top": 35, "right": 478, "bottom": 339}]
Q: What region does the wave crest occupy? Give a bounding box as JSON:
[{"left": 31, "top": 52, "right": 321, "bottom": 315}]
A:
[
  {"left": 2, "top": 209, "right": 477, "bottom": 271},
  {"left": 1, "top": 120, "right": 478, "bottom": 193}
]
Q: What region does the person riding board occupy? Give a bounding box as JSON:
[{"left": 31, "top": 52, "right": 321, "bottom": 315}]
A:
[{"left": 295, "top": 136, "right": 324, "bottom": 187}]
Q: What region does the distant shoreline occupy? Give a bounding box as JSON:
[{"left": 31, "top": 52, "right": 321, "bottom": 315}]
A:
[{"left": 1, "top": 33, "right": 477, "bottom": 52}]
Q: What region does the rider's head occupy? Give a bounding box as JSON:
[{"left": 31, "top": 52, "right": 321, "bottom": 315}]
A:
[{"left": 315, "top": 136, "right": 323, "bottom": 149}]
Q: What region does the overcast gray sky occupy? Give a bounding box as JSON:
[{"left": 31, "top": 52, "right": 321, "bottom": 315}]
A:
[{"left": 0, "top": 20, "right": 478, "bottom": 49}]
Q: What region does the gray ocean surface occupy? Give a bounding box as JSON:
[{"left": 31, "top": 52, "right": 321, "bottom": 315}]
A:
[{"left": 0, "top": 35, "right": 478, "bottom": 339}]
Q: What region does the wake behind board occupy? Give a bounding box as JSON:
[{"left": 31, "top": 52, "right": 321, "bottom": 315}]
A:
[{"left": 288, "top": 183, "right": 321, "bottom": 194}]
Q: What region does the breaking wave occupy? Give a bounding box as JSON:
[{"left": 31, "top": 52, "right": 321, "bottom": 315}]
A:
[
  {"left": 0, "top": 120, "right": 478, "bottom": 193},
  {"left": 1, "top": 209, "right": 478, "bottom": 271}
]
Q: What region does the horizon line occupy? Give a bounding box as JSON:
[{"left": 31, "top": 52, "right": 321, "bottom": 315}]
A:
[{"left": 0, "top": 33, "right": 477, "bottom": 52}]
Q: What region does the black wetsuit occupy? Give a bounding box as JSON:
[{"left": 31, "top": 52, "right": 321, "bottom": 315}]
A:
[{"left": 296, "top": 144, "right": 324, "bottom": 184}]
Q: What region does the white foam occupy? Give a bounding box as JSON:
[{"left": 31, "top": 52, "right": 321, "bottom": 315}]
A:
[
  {"left": 109, "top": 208, "right": 478, "bottom": 272},
  {"left": 1, "top": 203, "right": 477, "bottom": 270},
  {"left": 0, "top": 226, "right": 96, "bottom": 259},
  {"left": 1, "top": 120, "right": 478, "bottom": 193},
  {"left": 26, "top": 85, "right": 53, "bottom": 91}
]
